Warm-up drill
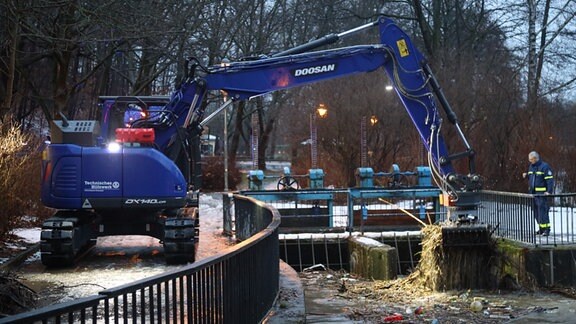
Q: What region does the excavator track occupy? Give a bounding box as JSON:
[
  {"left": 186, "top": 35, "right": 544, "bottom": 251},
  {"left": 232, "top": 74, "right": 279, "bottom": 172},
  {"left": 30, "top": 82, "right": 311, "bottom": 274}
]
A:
[
  {"left": 40, "top": 206, "right": 199, "bottom": 266},
  {"left": 163, "top": 207, "right": 199, "bottom": 264},
  {"left": 40, "top": 212, "right": 97, "bottom": 267}
]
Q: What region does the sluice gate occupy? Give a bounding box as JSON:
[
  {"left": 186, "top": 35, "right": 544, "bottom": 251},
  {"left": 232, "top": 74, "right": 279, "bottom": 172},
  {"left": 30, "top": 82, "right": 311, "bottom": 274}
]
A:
[
  {"left": 279, "top": 231, "right": 423, "bottom": 274},
  {"left": 236, "top": 187, "right": 442, "bottom": 275},
  {"left": 227, "top": 188, "right": 576, "bottom": 287}
]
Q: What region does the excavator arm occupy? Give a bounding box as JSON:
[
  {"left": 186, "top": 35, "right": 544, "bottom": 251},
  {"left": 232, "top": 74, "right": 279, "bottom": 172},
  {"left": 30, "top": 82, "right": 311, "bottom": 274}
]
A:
[
  {"left": 147, "top": 17, "right": 480, "bottom": 199},
  {"left": 38, "top": 16, "right": 485, "bottom": 267}
]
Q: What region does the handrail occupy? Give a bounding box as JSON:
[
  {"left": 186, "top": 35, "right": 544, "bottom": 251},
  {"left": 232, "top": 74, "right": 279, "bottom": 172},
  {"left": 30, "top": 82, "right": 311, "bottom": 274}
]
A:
[{"left": 0, "top": 194, "right": 281, "bottom": 324}]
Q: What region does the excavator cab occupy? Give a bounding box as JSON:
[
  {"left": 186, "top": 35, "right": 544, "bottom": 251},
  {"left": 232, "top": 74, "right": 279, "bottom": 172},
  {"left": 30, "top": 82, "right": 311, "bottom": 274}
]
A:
[{"left": 97, "top": 96, "right": 171, "bottom": 143}]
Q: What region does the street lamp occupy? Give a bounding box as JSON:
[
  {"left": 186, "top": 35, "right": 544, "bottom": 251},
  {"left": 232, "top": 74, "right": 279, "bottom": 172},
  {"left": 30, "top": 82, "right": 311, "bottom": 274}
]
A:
[
  {"left": 310, "top": 104, "right": 328, "bottom": 169},
  {"left": 361, "top": 115, "right": 378, "bottom": 167},
  {"left": 222, "top": 91, "right": 229, "bottom": 191},
  {"left": 317, "top": 103, "right": 328, "bottom": 118},
  {"left": 220, "top": 57, "right": 231, "bottom": 191}
]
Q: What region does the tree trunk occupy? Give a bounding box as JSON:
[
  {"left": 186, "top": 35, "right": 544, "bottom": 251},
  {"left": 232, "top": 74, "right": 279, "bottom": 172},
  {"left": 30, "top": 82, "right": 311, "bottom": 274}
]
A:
[
  {"left": 229, "top": 101, "right": 246, "bottom": 167},
  {"left": 53, "top": 51, "right": 72, "bottom": 119},
  {"left": 526, "top": 0, "right": 537, "bottom": 108},
  {"left": 412, "top": 0, "right": 434, "bottom": 57},
  {"left": 535, "top": 0, "right": 552, "bottom": 101},
  {"left": 0, "top": 1, "right": 19, "bottom": 123},
  {"left": 133, "top": 44, "right": 156, "bottom": 96},
  {"left": 257, "top": 100, "right": 269, "bottom": 171},
  {"left": 432, "top": 0, "right": 442, "bottom": 55}
]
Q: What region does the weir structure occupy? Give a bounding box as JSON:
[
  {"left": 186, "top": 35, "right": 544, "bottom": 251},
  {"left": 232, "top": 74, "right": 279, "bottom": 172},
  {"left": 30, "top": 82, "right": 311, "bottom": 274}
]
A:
[{"left": 235, "top": 186, "right": 576, "bottom": 287}]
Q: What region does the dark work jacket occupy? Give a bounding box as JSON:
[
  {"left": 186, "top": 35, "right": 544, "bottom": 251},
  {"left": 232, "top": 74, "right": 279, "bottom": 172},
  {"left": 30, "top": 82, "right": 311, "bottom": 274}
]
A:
[{"left": 527, "top": 160, "right": 554, "bottom": 194}]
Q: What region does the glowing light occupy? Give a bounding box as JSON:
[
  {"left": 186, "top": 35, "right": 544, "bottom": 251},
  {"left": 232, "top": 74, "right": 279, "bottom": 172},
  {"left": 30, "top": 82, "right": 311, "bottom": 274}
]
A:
[
  {"left": 370, "top": 115, "right": 378, "bottom": 126},
  {"left": 107, "top": 142, "right": 122, "bottom": 153},
  {"left": 317, "top": 104, "right": 328, "bottom": 118}
]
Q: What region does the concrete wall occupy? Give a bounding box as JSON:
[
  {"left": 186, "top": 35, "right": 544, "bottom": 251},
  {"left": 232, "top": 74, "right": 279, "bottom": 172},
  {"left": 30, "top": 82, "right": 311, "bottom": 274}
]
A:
[
  {"left": 348, "top": 236, "right": 397, "bottom": 280},
  {"left": 525, "top": 248, "right": 576, "bottom": 287},
  {"left": 497, "top": 241, "right": 576, "bottom": 288}
]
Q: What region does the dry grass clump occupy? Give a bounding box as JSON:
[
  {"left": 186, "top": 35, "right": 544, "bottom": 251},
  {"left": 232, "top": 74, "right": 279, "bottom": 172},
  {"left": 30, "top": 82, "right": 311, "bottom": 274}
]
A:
[
  {"left": 346, "top": 225, "right": 447, "bottom": 302},
  {"left": 402, "top": 224, "right": 446, "bottom": 290},
  {"left": 404, "top": 224, "right": 498, "bottom": 291},
  {"left": 341, "top": 224, "right": 501, "bottom": 320},
  {"left": 349, "top": 223, "right": 500, "bottom": 299},
  {"left": 0, "top": 124, "right": 51, "bottom": 238}
]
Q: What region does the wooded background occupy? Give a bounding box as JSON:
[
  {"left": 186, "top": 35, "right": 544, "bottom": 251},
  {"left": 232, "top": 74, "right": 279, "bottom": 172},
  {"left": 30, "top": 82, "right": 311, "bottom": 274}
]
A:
[{"left": 1, "top": 0, "right": 575, "bottom": 192}]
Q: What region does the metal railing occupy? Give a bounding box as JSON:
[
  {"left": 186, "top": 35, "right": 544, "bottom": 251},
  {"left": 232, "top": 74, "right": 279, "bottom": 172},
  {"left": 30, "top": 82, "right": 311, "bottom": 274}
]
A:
[
  {"left": 478, "top": 190, "right": 576, "bottom": 246},
  {"left": 236, "top": 189, "right": 350, "bottom": 232},
  {"left": 347, "top": 187, "right": 443, "bottom": 232},
  {"left": 239, "top": 188, "right": 445, "bottom": 233},
  {"left": 0, "top": 194, "right": 280, "bottom": 324}
]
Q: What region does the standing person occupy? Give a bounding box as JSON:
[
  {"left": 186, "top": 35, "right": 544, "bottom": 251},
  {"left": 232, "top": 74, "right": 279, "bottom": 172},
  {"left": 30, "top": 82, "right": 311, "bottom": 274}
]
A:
[{"left": 522, "top": 151, "right": 554, "bottom": 236}]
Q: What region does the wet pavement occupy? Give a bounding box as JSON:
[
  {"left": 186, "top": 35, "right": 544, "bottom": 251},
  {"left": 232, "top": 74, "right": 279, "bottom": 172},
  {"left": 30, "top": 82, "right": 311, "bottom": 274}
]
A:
[
  {"left": 265, "top": 262, "right": 305, "bottom": 323},
  {"left": 5, "top": 193, "right": 236, "bottom": 307}
]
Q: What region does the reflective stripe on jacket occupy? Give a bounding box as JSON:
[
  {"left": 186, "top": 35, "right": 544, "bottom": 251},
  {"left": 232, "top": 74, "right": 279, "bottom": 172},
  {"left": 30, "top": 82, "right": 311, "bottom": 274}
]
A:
[{"left": 527, "top": 160, "right": 554, "bottom": 194}]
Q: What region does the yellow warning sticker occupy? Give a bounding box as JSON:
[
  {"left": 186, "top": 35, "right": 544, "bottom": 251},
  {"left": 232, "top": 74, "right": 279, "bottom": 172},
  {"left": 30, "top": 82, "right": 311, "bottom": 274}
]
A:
[{"left": 397, "top": 39, "right": 409, "bottom": 57}]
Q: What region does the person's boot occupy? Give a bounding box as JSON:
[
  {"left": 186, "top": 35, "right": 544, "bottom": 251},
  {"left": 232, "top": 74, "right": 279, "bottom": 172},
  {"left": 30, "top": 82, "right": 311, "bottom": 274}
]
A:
[
  {"left": 535, "top": 228, "right": 543, "bottom": 235},
  {"left": 542, "top": 228, "right": 550, "bottom": 236}
]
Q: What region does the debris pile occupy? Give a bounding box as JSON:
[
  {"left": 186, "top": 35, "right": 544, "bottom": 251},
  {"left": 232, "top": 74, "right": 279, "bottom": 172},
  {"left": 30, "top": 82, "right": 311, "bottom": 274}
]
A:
[
  {"left": 0, "top": 272, "right": 37, "bottom": 317},
  {"left": 300, "top": 267, "right": 567, "bottom": 323},
  {"left": 403, "top": 224, "right": 498, "bottom": 290}
]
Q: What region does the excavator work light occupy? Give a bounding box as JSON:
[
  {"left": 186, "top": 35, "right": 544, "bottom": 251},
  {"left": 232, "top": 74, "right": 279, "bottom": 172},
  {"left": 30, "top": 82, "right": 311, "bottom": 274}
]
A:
[{"left": 107, "top": 142, "right": 121, "bottom": 153}]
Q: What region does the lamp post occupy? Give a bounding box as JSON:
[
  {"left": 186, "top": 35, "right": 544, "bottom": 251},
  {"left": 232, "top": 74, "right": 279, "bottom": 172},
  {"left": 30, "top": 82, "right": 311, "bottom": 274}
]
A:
[
  {"left": 310, "top": 104, "right": 328, "bottom": 169},
  {"left": 223, "top": 104, "right": 229, "bottom": 191},
  {"left": 361, "top": 115, "right": 378, "bottom": 167},
  {"left": 220, "top": 60, "right": 231, "bottom": 192},
  {"left": 251, "top": 113, "right": 259, "bottom": 170}
]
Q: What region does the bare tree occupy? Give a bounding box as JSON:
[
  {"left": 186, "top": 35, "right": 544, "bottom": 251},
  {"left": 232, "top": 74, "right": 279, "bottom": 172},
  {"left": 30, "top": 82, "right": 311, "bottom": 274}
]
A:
[
  {"left": 527, "top": 0, "right": 576, "bottom": 104},
  {"left": 224, "top": 0, "right": 285, "bottom": 170},
  {"left": 490, "top": 0, "right": 576, "bottom": 104},
  {"left": 0, "top": 1, "right": 19, "bottom": 124},
  {"left": 0, "top": 0, "right": 211, "bottom": 124}
]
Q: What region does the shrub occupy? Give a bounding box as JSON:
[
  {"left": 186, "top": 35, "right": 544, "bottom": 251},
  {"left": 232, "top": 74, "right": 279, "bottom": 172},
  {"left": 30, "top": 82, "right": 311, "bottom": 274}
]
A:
[
  {"left": 0, "top": 124, "right": 52, "bottom": 239},
  {"left": 201, "top": 156, "right": 242, "bottom": 192}
]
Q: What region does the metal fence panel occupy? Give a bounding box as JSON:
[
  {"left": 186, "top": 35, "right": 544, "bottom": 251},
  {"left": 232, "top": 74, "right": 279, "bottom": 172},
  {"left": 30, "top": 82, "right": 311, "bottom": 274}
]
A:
[
  {"left": 478, "top": 191, "right": 576, "bottom": 246},
  {"left": 0, "top": 195, "right": 280, "bottom": 324}
]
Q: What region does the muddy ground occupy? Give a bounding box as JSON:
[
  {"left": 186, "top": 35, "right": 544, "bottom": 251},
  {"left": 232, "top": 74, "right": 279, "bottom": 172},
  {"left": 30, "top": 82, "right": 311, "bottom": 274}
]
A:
[{"left": 288, "top": 267, "right": 576, "bottom": 323}]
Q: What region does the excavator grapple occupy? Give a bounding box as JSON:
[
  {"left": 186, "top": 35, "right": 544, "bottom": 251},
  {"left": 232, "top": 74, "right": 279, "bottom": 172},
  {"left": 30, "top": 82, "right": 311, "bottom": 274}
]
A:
[
  {"left": 441, "top": 224, "right": 492, "bottom": 247},
  {"left": 440, "top": 191, "right": 491, "bottom": 247}
]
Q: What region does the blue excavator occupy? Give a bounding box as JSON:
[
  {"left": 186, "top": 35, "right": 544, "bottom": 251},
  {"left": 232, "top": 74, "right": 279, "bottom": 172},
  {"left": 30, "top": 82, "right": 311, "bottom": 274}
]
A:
[{"left": 40, "top": 16, "right": 482, "bottom": 266}]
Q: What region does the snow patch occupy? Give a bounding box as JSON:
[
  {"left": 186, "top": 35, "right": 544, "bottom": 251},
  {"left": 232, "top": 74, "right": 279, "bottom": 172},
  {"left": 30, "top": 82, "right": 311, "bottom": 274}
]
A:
[
  {"left": 354, "top": 236, "right": 384, "bottom": 247},
  {"left": 12, "top": 228, "right": 41, "bottom": 243}
]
